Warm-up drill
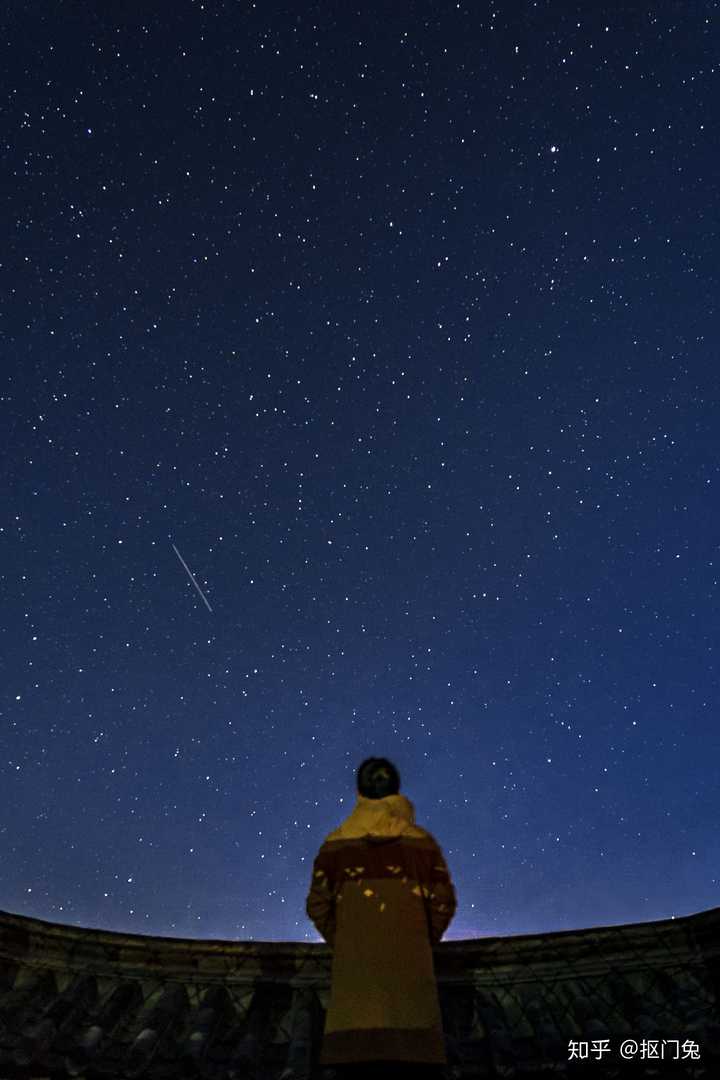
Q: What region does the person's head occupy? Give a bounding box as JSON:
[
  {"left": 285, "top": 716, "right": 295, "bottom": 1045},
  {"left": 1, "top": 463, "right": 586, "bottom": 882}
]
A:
[{"left": 356, "top": 757, "right": 401, "bottom": 800}]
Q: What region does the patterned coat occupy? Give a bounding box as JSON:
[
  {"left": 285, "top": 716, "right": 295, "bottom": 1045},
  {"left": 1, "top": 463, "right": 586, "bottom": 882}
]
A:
[{"left": 305, "top": 793, "right": 457, "bottom": 1066}]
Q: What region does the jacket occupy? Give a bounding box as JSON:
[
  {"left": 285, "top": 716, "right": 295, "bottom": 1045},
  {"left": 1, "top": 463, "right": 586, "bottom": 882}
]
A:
[{"left": 305, "top": 792, "right": 457, "bottom": 1065}]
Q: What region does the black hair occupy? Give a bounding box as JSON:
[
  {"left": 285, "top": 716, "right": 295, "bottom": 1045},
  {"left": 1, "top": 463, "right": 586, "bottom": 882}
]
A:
[{"left": 356, "top": 757, "right": 401, "bottom": 799}]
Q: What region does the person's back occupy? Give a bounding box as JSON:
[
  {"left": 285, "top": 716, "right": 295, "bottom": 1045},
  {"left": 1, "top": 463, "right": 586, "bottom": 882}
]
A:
[{"left": 306, "top": 757, "right": 457, "bottom": 1078}]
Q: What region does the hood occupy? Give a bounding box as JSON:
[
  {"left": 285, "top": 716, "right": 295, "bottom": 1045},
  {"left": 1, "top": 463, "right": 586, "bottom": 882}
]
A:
[{"left": 326, "top": 793, "right": 418, "bottom": 843}]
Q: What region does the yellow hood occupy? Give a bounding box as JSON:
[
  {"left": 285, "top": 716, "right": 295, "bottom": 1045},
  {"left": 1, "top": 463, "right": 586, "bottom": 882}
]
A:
[{"left": 326, "top": 793, "right": 419, "bottom": 841}]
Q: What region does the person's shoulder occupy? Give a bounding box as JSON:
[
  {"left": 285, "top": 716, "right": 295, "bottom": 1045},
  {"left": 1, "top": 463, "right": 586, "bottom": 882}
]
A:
[{"left": 404, "top": 824, "right": 441, "bottom": 846}]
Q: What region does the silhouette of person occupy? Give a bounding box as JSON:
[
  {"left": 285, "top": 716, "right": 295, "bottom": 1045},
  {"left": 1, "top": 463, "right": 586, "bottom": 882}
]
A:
[{"left": 306, "top": 757, "right": 457, "bottom": 1079}]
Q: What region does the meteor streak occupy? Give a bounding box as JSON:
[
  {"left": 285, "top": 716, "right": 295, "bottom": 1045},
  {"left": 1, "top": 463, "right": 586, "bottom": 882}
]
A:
[{"left": 172, "top": 542, "right": 213, "bottom": 612}]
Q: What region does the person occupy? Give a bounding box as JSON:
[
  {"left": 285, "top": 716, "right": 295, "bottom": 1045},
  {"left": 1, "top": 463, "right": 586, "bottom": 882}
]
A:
[{"left": 306, "top": 757, "right": 457, "bottom": 1079}]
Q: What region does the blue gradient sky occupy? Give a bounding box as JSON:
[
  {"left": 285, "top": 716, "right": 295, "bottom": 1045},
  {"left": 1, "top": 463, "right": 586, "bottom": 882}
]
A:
[{"left": 2, "top": 1, "right": 718, "bottom": 942}]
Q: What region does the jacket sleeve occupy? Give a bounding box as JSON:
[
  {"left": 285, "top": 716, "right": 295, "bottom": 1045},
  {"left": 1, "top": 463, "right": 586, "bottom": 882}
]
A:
[
  {"left": 424, "top": 839, "right": 457, "bottom": 946},
  {"left": 305, "top": 842, "right": 337, "bottom": 948}
]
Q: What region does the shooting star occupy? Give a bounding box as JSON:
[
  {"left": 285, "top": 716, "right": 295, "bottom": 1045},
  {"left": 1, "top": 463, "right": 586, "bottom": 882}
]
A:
[{"left": 172, "top": 542, "right": 213, "bottom": 613}]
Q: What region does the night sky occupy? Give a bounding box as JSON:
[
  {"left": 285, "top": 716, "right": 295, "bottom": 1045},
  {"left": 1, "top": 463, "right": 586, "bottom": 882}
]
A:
[{"left": 2, "top": 2, "right": 719, "bottom": 946}]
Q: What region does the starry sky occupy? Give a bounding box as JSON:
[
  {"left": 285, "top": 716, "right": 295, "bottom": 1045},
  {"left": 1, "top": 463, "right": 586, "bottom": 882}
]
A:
[{"left": 2, "top": 2, "right": 719, "bottom": 946}]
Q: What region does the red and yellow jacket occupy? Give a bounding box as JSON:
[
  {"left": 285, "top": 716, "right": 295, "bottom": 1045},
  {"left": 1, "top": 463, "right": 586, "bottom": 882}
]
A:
[{"left": 306, "top": 793, "right": 457, "bottom": 1065}]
